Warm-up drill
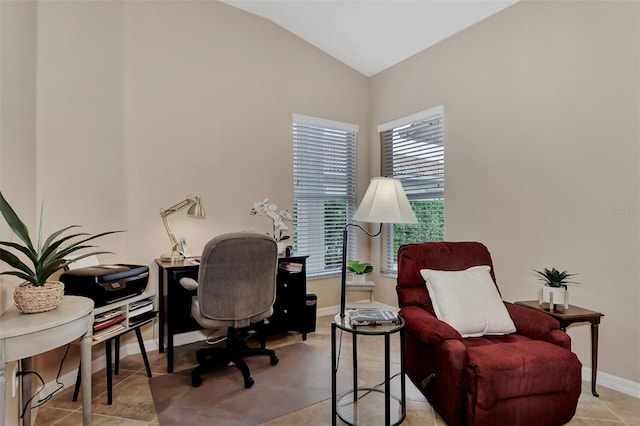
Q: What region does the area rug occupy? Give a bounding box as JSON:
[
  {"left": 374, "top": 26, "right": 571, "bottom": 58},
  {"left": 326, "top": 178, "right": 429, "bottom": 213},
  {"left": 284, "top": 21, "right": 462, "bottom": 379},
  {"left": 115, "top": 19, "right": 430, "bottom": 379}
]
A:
[{"left": 150, "top": 343, "right": 348, "bottom": 425}]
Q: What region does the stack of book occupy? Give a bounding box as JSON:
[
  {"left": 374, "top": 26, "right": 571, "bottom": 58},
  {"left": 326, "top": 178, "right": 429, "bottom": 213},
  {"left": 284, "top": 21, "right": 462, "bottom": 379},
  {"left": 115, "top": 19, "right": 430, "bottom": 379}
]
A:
[
  {"left": 93, "top": 309, "right": 126, "bottom": 340},
  {"left": 129, "top": 298, "right": 156, "bottom": 327},
  {"left": 279, "top": 261, "right": 303, "bottom": 273},
  {"left": 347, "top": 308, "right": 401, "bottom": 327}
]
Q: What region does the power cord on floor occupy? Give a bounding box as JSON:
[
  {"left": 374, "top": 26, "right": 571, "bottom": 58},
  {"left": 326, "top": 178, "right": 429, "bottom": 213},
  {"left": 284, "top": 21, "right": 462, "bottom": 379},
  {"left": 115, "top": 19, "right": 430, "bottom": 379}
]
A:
[
  {"left": 18, "top": 343, "right": 70, "bottom": 419},
  {"left": 335, "top": 372, "right": 403, "bottom": 414},
  {"left": 205, "top": 329, "right": 227, "bottom": 345}
]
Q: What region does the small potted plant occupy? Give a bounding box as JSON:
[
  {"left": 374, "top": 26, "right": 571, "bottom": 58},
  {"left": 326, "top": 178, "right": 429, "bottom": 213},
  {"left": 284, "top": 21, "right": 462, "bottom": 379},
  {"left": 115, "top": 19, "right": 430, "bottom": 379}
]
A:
[
  {"left": 534, "top": 267, "right": 579, "bottom": 308},
  {"left": 0, "top": 191, "right": 121, "bottom": 313},
  {"left": 347, "top": 260, "right": 373, "bottom": 284}
]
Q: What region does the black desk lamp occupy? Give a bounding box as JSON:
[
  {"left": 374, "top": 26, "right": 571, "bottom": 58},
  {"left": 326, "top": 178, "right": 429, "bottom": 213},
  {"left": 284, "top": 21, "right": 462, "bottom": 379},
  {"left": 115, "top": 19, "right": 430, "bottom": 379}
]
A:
[{"left": 340, "top": 177, "right": 418, "bottom": 318}]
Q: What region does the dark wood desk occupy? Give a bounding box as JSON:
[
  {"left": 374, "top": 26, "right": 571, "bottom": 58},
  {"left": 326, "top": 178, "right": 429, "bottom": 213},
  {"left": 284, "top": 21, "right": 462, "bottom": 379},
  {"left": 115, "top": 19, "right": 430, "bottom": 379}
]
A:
[
  {"left": 155, "top": 259, "right": 201, "bottom": 373},
  {"left": 156, "top": 256, "right": 312, "bottom": 373},
  {"left": 515, "top": 300, "right": 604, "bottom": 397}
]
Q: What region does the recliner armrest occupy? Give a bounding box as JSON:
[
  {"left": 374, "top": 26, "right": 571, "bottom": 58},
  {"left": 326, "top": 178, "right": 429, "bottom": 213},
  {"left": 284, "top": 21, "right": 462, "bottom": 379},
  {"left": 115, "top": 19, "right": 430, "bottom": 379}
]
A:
[
  {"left": 400, "top": 305, "right": 462, "bottom": 346},
  {"left": 504, "top": 302, "right": 571, "bottom": 349}
]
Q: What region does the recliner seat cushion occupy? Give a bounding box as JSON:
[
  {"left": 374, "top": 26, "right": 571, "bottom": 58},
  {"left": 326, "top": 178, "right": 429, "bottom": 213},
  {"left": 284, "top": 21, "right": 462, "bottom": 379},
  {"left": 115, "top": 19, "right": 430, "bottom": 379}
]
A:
[{"left": 465, "top": 340, "right": 582, "bottom": 408}]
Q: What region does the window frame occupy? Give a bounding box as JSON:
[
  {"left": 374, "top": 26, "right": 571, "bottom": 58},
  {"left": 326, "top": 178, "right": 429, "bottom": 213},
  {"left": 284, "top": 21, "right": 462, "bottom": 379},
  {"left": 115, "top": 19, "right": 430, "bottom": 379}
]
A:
[
  {"left": 378, "top": 105, "right": 445, "bottom": 275},
  {"left": 292, "top": 114, "right": 359, "bottom": 278}
]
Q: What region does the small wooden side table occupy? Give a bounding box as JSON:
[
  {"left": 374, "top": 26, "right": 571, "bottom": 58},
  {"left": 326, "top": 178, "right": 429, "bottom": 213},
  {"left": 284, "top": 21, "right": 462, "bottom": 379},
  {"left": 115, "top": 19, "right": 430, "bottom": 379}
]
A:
[
  {"left": 515, "top": 300, "right": 604, "bottom": 397},
  {"left": 346, "top": 280, "right": 375, "bottom": 305}
]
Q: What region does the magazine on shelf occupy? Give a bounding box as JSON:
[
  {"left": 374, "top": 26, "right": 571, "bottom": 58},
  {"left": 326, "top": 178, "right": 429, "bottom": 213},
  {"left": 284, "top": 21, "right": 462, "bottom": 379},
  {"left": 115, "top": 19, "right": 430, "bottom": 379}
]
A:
[
  {"left": 129, "top": 303, "right": 154, "bottom": 318},
  {"left": 279, "top": 261, "right": 303, "bottom": 273},
  {"left": 347, "top": 309, "right": 401, "bottom": 327},
  {"left": 93, "top": 314, "right": 126, "bottom": 332},
  {"left": 93, "top": 323, "right": 126, "bottom": 340},
  {"left": 94, "top": 309, "right": 125, "bottom": 323},
  {"left": 129, "top": 298, "right": 154, "bottom": 311}
]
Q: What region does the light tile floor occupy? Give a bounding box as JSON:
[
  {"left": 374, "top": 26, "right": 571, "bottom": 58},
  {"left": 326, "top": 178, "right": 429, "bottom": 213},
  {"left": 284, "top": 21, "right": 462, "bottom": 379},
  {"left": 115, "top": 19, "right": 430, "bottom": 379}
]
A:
[{"left": 33, "top": 315, "right": 640, "bottom": 425}]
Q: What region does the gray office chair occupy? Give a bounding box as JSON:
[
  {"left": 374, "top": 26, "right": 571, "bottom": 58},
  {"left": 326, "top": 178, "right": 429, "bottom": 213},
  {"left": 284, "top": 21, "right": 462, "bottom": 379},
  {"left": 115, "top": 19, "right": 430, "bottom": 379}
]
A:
[{"left": 180, "top": 232, "right": 279, "bottom": 388}]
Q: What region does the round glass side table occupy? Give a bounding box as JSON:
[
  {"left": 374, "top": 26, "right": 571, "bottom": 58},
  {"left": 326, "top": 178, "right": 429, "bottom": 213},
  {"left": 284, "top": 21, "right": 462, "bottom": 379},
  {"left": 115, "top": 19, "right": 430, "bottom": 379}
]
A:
[{"left": 331, "top": 313, "right": 406, "bottom": 426}]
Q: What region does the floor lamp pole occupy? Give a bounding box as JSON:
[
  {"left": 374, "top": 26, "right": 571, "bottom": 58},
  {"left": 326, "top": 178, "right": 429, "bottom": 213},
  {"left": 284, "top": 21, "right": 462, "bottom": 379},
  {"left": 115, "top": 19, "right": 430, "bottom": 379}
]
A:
[{"left": 340, "top": 223, "right": 383, "bottom": 318}]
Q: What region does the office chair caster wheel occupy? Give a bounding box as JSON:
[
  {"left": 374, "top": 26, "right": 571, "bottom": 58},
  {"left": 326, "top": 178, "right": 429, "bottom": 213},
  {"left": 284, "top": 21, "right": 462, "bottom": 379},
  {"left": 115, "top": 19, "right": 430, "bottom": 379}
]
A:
[
  {"left": 244, "top": 376, "right": 255, "bottom": 388},
  {"left": 191, "top": 371, "right": 203, "bottom": 388},
  {"left": 270, "top": 355, "right": 279, "bottom": 365}
]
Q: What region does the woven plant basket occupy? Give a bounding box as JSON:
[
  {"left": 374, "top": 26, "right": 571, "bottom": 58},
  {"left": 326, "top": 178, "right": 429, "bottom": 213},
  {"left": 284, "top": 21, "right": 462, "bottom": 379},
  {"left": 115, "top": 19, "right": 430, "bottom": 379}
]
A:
[{"left": 13, "top": 281, "right": 65, "bottom": 314}]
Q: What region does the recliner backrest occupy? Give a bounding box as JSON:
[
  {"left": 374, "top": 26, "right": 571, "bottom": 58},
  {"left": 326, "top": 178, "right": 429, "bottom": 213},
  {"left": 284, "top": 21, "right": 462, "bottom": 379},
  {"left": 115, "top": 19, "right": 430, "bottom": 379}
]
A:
[
  {"left": 197, "top": 232, "right": 278, "bottom": 321},
  {"left": 396, "top": 241, "right": 498, "bottom": 314}
]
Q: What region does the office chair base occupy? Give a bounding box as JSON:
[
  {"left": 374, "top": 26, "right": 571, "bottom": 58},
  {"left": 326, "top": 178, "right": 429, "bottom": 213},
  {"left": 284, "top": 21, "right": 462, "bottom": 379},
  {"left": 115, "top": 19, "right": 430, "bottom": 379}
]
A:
[{"left": 190, "top": 328, "right": 279, "bottom": 389}]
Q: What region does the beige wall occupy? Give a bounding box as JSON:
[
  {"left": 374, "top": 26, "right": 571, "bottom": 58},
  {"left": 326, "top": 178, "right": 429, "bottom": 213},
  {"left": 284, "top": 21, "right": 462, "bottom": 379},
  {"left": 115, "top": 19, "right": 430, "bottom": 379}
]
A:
[
  {"left": 1, "top": 2, "right": 37, "bottom": 424},
  {"left": 1, "top": 1, "right": 369, "bottom": 423},
  {"left": 370, "top": 0, "right": 639, "bottom": 385}
]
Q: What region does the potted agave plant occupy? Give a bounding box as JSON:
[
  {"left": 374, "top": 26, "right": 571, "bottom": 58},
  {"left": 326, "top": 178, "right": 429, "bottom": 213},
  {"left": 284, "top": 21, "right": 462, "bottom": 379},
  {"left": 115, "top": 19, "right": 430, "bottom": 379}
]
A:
[
  {"left": 534, "top": 267, "right": 579, "bottom": 309},
  {"left": 347, "top": 260, "right": 373, "bottom": 284},
  {"left": 0, "top": 191, "right": 121, "bottom": 313}
]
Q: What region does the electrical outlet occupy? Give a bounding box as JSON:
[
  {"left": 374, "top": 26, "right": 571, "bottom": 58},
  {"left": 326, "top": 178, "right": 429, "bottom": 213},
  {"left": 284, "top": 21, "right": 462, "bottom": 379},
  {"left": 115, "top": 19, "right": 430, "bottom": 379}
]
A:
[{"left": 11, "top": 365, "right": 19, "bottom": 397}]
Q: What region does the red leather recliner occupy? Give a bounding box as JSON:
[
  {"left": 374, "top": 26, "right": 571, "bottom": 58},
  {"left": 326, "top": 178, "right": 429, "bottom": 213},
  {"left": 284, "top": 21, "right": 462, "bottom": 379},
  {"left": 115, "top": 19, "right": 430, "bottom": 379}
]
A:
[{"left": 396, "top": 242, "right": 582, "bottom": 426}]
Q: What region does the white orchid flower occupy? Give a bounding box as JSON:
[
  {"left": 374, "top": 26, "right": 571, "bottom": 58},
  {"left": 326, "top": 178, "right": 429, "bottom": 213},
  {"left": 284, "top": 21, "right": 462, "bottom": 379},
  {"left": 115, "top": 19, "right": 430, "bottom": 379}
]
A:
[{"left": 250, "top": 198, "right": 293, "bottom": 242}]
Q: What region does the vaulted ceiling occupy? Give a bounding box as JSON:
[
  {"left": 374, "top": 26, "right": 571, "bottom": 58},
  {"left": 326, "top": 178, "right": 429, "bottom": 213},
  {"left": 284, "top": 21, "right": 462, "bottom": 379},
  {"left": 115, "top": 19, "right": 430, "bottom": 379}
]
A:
[{"left": 221, "top": 0, "right": 518, "bottom": 76}]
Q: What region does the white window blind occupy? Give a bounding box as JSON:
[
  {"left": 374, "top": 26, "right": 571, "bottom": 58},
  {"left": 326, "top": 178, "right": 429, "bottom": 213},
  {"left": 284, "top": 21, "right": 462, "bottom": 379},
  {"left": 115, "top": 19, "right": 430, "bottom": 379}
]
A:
[
  {"left": 379, "top": 106, "right": 445, "bottom": 274},
  {"left": 292, "top": 114, "right": 359, "bottom": 277}
]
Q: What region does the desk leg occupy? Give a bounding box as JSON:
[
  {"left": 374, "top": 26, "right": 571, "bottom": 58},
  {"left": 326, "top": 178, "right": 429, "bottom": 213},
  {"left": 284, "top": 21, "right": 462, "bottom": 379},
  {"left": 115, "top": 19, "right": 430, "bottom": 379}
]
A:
[
  {"left": 167, "top": 329, "right": 174, "bottom": 374},
  {"left": 21, "top": 358, "right": 31, "bottom": 426},
  {"left": 106, "top": 340, "right": 113, "bottom": 405},
  {"left": 135, "top": 327, "right": 153, "bottom": 378},
  {"left": 80, "top": 334, "right": 92, "bottom": 425},
  {"left": 591, "top": 321, "right": 600, "bottom": 397},
  {"left": 157, "top": 265, "right": 165, "bottom": 354},
  {"left": 0, "top": 359, "right": 5, "bottom": 426}
]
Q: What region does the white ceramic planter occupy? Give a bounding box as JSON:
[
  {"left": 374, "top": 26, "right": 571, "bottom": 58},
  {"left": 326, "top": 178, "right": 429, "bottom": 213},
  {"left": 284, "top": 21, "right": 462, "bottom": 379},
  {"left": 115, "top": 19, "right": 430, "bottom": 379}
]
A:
[
  {"left": 352, "top": 273, "right": 366, "bottom": 284},
  {"left": 541, "top": 286, "right": 568, "bottom": 308}
]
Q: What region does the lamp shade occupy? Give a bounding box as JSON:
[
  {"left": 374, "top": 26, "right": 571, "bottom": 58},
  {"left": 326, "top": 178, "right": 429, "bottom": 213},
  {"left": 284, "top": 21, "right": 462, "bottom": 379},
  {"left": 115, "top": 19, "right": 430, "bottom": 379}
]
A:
[
  {"left": 187, "top": 196, "right": 206, "bottom": 218},
  {"left": 352, "top": 177, "right": 418, "bottom": 224}
]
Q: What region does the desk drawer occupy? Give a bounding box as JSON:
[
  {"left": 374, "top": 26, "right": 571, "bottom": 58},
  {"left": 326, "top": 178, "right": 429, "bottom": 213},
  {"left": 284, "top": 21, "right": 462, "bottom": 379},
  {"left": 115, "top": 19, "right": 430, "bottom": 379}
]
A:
[{"left": 169, "top": 269, "right": 200, "bottom": 333}]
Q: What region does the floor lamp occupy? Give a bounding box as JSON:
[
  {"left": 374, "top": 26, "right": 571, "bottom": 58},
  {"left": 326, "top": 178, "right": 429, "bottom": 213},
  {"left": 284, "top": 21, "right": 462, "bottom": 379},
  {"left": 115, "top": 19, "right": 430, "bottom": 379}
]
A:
[
  {"left": 160, "top": 195, "right": 206, "bottom": 262},
  {"left": 340, "top": 177, "right": 418, "bottom": 318}
]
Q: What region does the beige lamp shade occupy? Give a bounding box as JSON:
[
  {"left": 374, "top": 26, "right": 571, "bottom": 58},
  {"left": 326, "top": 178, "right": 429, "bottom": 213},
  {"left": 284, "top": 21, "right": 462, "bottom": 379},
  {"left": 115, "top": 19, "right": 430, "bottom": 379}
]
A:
[{"left": 352, "top": 177, "right": 418, "bottom": 224}]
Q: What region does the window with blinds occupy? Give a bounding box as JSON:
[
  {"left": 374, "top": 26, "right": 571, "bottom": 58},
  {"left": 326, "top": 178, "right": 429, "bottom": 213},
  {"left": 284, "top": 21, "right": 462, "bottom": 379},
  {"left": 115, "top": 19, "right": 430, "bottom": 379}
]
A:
[
  {"left": 292, "top": 114, "right": 359, "bottom": 277},
  {"left": 379, "top": 106, "right": 445, "bottom": 274}
]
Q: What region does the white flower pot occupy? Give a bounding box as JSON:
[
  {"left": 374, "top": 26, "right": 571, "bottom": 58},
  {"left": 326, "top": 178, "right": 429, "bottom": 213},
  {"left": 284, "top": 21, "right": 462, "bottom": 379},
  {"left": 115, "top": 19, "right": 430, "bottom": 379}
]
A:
[
  {"left": 352, "top": 274, "right": 366, "bottom": 284},
  {"left": 276, "top": 242, "right": 286, "bottom": 255},
  {"left": 541, "top": 286, "right": 567, "bottom": 308}
]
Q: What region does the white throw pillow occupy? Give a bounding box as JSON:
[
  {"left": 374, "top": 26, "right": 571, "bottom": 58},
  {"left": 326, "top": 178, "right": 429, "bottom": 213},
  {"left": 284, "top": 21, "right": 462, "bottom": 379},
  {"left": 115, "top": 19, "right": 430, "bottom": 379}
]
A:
[{"left": 420, "top": 265, "right": 516, "bottom": 338}]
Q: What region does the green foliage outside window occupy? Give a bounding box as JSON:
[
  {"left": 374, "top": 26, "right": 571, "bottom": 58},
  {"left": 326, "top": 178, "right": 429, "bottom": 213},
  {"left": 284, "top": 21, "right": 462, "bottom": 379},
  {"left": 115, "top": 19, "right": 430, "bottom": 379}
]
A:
[
  {"left": 392, "top": 198, "right": 444, "bottom": 260},
  {"left": 323, "top": 199, "right": 347, "bottom": 270}
]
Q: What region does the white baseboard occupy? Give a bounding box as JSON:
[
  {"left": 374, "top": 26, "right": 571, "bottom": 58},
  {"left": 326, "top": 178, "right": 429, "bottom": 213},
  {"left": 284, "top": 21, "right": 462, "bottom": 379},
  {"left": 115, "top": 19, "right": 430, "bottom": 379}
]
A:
[{"left": 583, "top": 367, "right": 640, "bottom": 398}]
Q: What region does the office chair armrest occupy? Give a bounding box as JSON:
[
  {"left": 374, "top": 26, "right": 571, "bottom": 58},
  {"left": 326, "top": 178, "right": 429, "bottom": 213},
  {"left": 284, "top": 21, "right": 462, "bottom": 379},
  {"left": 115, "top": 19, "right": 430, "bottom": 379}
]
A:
[{"left": 179, "top": 277, "right": 199, "bottom": 290}]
